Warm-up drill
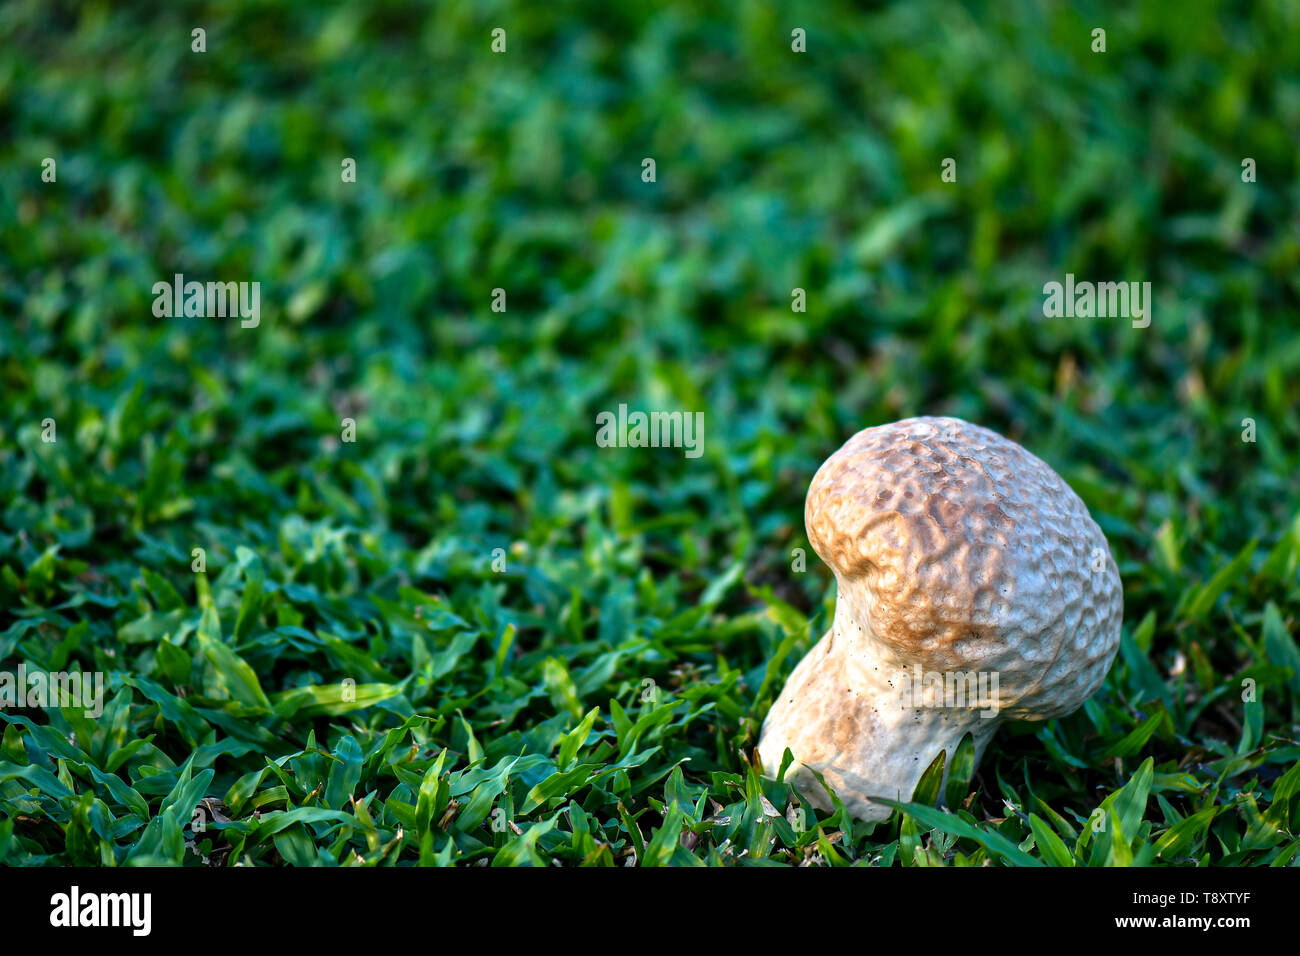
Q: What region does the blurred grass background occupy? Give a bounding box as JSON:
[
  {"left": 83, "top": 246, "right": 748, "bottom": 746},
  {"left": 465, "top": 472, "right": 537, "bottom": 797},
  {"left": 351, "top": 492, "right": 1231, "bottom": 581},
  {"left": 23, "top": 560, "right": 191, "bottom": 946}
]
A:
[{"left": 0, "top": 0, "right": 1298, "bottom": 865}]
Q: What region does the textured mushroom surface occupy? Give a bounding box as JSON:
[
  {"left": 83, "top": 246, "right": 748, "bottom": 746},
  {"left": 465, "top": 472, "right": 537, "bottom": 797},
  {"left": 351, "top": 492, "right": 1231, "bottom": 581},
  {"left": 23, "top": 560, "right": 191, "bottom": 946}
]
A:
[{"left": 758, "top": 416, "right": 1123, "bottom": 821}]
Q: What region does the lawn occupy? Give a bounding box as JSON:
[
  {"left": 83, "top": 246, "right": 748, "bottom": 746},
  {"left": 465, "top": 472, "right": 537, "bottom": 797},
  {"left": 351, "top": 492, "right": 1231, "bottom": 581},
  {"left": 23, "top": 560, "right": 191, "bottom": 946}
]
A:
[{"left": 1, "top": 0, "right": 1299, "bottom": 866}]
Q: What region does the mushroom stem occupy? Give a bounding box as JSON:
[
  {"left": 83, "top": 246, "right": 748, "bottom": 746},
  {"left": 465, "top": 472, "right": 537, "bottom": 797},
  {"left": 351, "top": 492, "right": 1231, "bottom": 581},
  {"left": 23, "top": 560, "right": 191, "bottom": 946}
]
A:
[{"left": 759, "top": 596, "right": 1002, "bottom": 822}]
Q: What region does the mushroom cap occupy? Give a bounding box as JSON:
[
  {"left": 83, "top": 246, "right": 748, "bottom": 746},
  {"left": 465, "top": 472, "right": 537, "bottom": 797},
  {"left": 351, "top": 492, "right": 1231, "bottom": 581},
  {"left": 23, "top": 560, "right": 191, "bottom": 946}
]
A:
[{"left": 804, "top": 416, "right": 1122, "bottom": 719}]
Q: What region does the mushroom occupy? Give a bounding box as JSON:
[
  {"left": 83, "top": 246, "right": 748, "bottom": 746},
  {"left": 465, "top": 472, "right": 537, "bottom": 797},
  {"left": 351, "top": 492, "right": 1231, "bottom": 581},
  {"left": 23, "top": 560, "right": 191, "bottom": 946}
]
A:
[{"left": 758, "top": 416, "right": 1122, "bottom": 822}]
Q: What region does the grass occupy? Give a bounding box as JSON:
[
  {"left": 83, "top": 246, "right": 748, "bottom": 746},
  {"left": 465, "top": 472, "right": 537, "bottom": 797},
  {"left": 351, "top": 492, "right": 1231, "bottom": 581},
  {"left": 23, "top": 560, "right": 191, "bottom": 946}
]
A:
[{"left": 1, "top": 0, "right": 1299, "bottom": 866}]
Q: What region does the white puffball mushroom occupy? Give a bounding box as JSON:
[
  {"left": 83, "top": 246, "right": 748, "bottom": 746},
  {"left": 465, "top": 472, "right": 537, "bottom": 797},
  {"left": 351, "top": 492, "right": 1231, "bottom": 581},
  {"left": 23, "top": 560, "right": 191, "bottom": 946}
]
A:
[{"left": 759, "top": 416, "right": 1123, "bottom": 822}]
